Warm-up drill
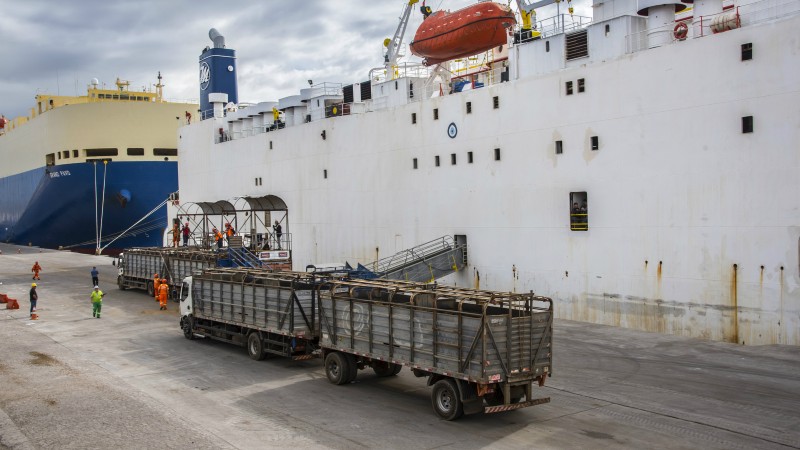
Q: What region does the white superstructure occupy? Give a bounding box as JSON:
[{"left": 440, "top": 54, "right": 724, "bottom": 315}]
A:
[{"left": 178, "top": 0, "right": 800, "bottom": 345}]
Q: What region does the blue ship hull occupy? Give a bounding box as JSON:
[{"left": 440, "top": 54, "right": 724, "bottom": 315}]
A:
[{"left": 0, "top": 160, "right": 177, "bottom": 253}]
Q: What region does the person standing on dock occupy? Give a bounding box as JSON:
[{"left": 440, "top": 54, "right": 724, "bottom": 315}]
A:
[
  {"left": 158, "top": 279, "right": 169, "bottom": 310},
  {"left": 153, "top": 274, "right": 161, "bottom": 301},
  {"left": 29, "top": 283, "right": 38, "bottom": 315},
  {"left": 273, "top": 221, "right": 282, "bottom": 250},
  {"left": 182, "top": 222, "right": 190, "bottom": 246},
  {"left": 90, "top": 266, "right": 99, "bottom": 286},
  {"left": 90, "top": 285, "right": 104, "bottom": 318},
  {"left": 31, "top": 261, "right": 42, "bottom": 280}
]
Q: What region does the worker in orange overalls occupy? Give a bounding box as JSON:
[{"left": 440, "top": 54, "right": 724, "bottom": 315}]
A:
[
  {"left": 225, "top": 222, "right": 235, "bottom": 242},
  {"left": 172, "top": 222, "right": 180, "bottom": 248},
  {"left": 31, "top": 261, "right": 42, "bottom": 280},
  {"left": 213, "top": 227, "right": 223, "bottom": 250},
  {"left": 153, "top": 274, "right": 161, "bottom": 301},
  {"left": 158, "top": 278, "right": 169, "bottom": 310}
]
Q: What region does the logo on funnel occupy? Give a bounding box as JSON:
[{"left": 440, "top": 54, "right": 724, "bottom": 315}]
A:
[{"left": 199, "top": 62, "right": 211, "bottom": 91}]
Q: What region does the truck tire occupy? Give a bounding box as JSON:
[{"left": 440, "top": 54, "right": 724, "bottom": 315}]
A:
[
  {"left": 182, "top": 316, "right": 195, "bottom": 340},
  {"left": 147, "top": 281, "right": 154, "bottom": 297},
  {"left": 372, "top": 361, "right": 401, "bottom": 377},
  {"left": 247, "top": 332, "right": 266, "bottom": 361},
  {"left": 325, "top": 352, "right": 352, "bottom": 385},
  {"left": 431, "top": 379, "right": 464, "bottom": 420},
  {"left": 117, "top": 276, "right": 126, "bottom": 290}
]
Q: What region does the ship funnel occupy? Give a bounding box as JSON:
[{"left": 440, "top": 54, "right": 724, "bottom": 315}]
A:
[
  {"left": 199, "top": 29, "right": 238, "bottom": 120},
  {"left": 209, "top": 28, "right": 226, "bottom": 48}
]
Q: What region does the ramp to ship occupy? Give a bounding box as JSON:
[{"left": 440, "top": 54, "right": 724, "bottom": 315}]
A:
[{"left": 355, "top": 235, "right": 467, "bottom": 282}]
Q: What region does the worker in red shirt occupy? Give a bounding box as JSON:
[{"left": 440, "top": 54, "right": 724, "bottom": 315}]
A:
[
  {"left": 158, "top": 279, "right": 169, "bottom": 310},
  {"left": 31, "top": 261, "right": 42, "bottom": 280}
]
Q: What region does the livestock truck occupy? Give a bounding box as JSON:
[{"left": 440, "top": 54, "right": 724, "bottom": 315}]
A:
[
  {"left": 179, "top": 268, "right": 553, "bottom": 420},
  {"left": 117, "top": 248, "right": 217, "bottom": 296}
]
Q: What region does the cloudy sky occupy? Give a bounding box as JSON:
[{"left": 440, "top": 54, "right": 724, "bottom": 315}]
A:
[{"left": 0, "top": 0, "right": 590, "bottom": 119}]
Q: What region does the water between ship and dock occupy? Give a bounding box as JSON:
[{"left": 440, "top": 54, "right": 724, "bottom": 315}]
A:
[{"left": 0, "top": 243, "right": 798, "bottom": 449}]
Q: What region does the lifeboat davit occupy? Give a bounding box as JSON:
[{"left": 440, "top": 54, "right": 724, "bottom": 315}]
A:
[{"left": 410, "top": 2, "right": 516, "bottom": 66}]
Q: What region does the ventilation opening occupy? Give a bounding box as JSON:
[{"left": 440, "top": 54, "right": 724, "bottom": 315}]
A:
[
  {"left": 546, "top": 41, "right": 550, "bottom": 52},
  {"left": 578, "top": 78, "right": 585, "bottom": 93},
  {"left": 742, "top": 116, "right": 753, "bottom": 133},
  {"left": 269, "top": 141, "right": 273, "bottom": 150},
  {"left": 433, "top": 108, "right": 439, "bottom": 120},
  {"left": 605, "top": 24, "right": 610, "bottom": 36},
  {"left": 591, "top": 136, "right": 599, "bottom": 150},
  {"left": 360, "top": 81, "right": 372, "bottom": 101},
  {"left": 566, "top": 29, "right": 589, "bottom": 61},
  {"left": 555, "top": 140, "right": 563, "bottom": 154},
  {"left": 493, "top": 96, "right": 499, "bottom": 109},
  {"left": 86, "top": 148, "right": 119, "bottom": 157},
  {"left": 153, "top": 148, "right": 177, "bottom": 157},
  {"left": 566, "top": 81, "right": 573, "bottom": 96},
  {"left": 72, "top": 150, "right": 78, "bottom": 158},
  {"left": 494, "top": 148, "right": 501, "bottom": 161},
  {"left": 127, "top": 148, "right": 144, "bottom": 156},
  {"left": 324, "top": 169, "right": 328, "bottom": 179},
  {"left": 741, "top": 43, "right": 752, "bottom": 61},
  {"left": 468, "top": 151, "right": 474, "bottom": 163},
  {"left": 46, "top": 153, "right": 55, "bottom": 166},
  {"left": 413, "top": 158, "right": 418, "bottom": 169},
  {"left": 451, "top": 153, "right": 457, "bottom": 165},
  {"left": 412, "top": 112, "right": 417, "bottom": 124},
  {"left": 570, "top": 192, "right": 588, "bottom": 231},
  {"left": 343, "top": 84, "right": 354, "bottom": 103},
  {"left": 466, "top": 102, "right": 472, "bottom": 114},
  {"left": 435, "top": 155, "right": 440, "bottom": 166}
]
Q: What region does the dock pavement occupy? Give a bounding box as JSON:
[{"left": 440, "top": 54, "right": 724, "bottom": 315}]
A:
[{"left": 0, "top": 243, "right": 798, "bottom": 449}]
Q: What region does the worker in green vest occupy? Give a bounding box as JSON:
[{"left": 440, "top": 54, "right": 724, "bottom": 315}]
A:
[{"left": 91, "top": 285, "right": 105, "bottom": 318}]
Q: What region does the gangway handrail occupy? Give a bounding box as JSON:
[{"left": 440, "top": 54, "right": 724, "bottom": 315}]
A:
[{"left": 368, "top": 235, "right": 457, "bottom": 275}]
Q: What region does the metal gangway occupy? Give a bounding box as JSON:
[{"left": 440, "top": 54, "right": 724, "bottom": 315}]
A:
[{"left": 354, "top": 235, "right": 468, "bottom": 282}]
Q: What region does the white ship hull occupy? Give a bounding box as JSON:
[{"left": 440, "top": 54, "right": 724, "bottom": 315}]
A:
[{"left": 179, "top": 1, "right": 800, "bottom": 345}]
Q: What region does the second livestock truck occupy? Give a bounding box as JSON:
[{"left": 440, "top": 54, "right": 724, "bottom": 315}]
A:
[{"left": 179, "top": 267, "right": 553, "bottom": 420}]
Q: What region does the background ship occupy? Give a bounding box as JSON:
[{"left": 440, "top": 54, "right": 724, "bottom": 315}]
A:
[
  {"left": 0, "top": 75, "right": 196, "bottom": 254},
  {"left": 176, "top": 0, "right": 800, "bottom": 346}
]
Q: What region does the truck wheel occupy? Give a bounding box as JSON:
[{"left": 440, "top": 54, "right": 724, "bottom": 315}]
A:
[
  {"left": 147, "top": 281, "right": 154, "bottom": 297},
  {"left": 117, "top": 276, "right": 126, "bottom": 290},
  {"left": 325, "top": 352, "right": 352, "bottom": 385},
  {"left": 372, "top": 361, "right": 401, "bottom": 377},
  {"left": 431, "top": 379, "right": 464, "bottom": 420},
  {"left": 247, "top": 332, "right": 266, "bottom": 361},
  {"left": 182, "top": 316, "right": 195, "bottom": 340}
]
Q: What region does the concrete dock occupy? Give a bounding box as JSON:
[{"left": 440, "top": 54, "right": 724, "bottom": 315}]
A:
[{"left": 1, "top": 243, "right": 798, "bottom": 449}]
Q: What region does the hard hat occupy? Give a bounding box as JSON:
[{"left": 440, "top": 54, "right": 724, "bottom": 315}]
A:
[
  {"left": 161, "top": 278, "right": 167, "bottom": 282},
  {"left": 93, "top": 285, "right": 99, "bottom": 289},
  {"left": 31, "top": 283, "right": 37, "bottom": 287},
  {"left": 155, "top": 273, "right": 159, "bottom": 277}
]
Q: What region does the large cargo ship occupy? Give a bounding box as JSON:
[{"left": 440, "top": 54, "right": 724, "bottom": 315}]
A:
[
  {"left": 177, "top": 0, "right": 800, "bottom": 346},
  {"left": 0, "top": 75, "right": 196, "bottom": 253}
]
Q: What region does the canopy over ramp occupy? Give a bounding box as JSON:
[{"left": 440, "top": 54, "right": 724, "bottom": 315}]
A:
[
  {"left": 241, "top": 195, "right": 288, "bottom": 211},
  {"left": 194, "top": 200, "right": 237, "bottom": 215}
]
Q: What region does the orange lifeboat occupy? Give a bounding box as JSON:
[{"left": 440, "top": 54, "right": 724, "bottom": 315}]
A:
[{"left": 410, "top": 2, "right": 516, "bottom": 66}]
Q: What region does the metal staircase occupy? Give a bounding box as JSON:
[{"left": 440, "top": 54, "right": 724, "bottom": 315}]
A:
[
  {"left": 353, "top": 235, "right": 468, "bottom": 282},
  {"left": 219, "top": 247, "right": 268, "bottom": 269}
]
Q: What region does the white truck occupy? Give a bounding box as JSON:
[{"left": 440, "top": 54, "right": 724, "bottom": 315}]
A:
[{"left": 179, "top": 268, "right": 553, "bottom": 420}]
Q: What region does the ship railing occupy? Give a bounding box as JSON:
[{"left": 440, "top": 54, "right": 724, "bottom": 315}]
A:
[
  {"left": 626, "top": 0, "right": 799, "bottom": 53},
  {"left": 513, "top": 14, "right": 592, "bottom": 41},
  {"left": 369, "top": 63, "right": 432, "bottom": 84}
]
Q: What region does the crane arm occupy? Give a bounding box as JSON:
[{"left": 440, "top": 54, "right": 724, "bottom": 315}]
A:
[{"left": 385, "top": 0, "right": 420, "bottom": 72}]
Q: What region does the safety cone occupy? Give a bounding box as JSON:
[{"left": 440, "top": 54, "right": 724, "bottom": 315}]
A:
[{"left": 30, "top": 313, "right": 39, "bottom": 320}]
